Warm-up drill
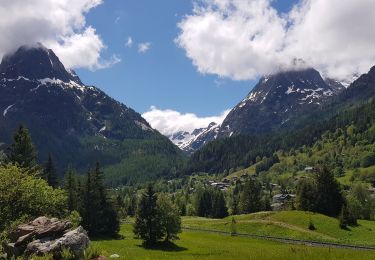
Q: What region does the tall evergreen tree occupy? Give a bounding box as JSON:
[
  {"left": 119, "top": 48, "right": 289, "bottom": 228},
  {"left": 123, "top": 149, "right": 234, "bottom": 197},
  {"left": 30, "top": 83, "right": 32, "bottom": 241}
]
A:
[
  {"left": 7, "top": 125, "right": 37, "bottom": 168},
  {"left": 314, "top": 166, "right": 344, "bottom": 217},
  {"left": 134, "top": 184, "right": 163, "bottom": 244},
  {"left": 64, "top": 167, "right": 78, "bottom": 211},
  {"left": 81, "top": 164, "right": 119, "bottom": 236},
  {"left": 212, "top": 190, "right": 228, "bottom": 218},
  {"left": 296, "top": 178, "right": 317, "bottom": 212},
  {"left": 239, "top": 178, "right": 262, "bottom": 214},
  {"left": 44, "top": 154, "right": 58, "bottom": 188},
  {"left": 196, "top": 189, "right": 212, "bottom": 217},
  {"left": 82, "top": 168, "right": 94, "bottom": 233}
]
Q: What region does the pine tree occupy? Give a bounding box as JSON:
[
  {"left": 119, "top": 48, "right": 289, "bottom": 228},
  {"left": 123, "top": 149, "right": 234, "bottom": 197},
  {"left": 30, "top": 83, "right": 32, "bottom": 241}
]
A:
[
  {"left": 212, "top": 190, "right": 228, "bottom": 218},
  {"left": 134, "top": 184, "right": 163, "bottom": 244},
  {"left": 7, "top": 125, "right": 37, "bottom": 168},
  {"left": 81, "top": 164, "right": 119, "bottom": 237},
  {"left": 239, "top": 178, "right": 262, "bottom": 214},
  {"left": 44, "top": 154, "right": 59, "bottom": 188},
  {"left": 82, "top": 168, "right": 94, "bottom": 233},
  {"left": 314, "top": 166, "right": 344, "bottom": 217},
  {"left": 196, "top": 189, "right": 212, "bottom": 217},
  {"left": 296, "top": 178, "right": 317, "bottom": 211},
  {"left": 64, "top": 167, "right": 78, "bottom": 211}
]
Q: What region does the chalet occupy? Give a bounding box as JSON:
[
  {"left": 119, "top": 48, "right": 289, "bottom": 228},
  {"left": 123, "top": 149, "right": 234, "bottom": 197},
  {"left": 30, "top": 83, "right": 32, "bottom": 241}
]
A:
[
  {"left": 304, "top": 167, "right": 314, "bottom": 172},
  {"left": 210, "top": 182, "right": 231, "bottom": 190},
  {"left": 272, "top": 194, "right": 296, "bottom": 204},
  {"left": 271, "top": 194, "right": 296, "bottom": 211},
  {"left": 223, "top": 178, "right": 230, "bottom": 184}
]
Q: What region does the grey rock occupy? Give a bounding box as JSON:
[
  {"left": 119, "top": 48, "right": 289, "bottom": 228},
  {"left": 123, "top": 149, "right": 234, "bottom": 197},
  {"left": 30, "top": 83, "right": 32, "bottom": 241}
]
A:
[
  {"left": 5, "top": 217, "right": 89, "bottom": 258},
  {"left": 25, "top": 226, "right": 89, "bottom": 257}
]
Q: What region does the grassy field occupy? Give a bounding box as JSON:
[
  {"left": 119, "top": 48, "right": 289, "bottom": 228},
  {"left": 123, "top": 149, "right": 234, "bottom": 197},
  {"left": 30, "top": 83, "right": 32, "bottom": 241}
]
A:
[
  {"left": 92, "top": 223, "right": 375, "bottom": 259},
  {"left": 183, "top": 211, "right": 375, "bottom": 246}
]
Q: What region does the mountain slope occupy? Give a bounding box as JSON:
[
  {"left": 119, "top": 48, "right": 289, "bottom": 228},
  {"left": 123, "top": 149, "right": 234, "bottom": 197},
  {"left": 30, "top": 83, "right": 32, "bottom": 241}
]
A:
[
  {"left": 0, "top": 44, "right": 185, "bottom": 183},
  {"left": 220, "top": 68, "right": 342, "bottom": 136},
  {"left": 185, "top": 66, "right": 375, "bottom": 174},
  {"left": 182, "top": 68, "right": 343, "bottom": 153},
  {"left": 169, "top": 122, "right": 219, "bottom": 154}
]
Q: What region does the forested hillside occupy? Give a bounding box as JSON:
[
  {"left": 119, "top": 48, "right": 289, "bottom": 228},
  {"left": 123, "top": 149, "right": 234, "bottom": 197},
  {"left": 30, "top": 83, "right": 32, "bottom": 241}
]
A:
[{"left": 186, "top": 99, "right": 375, "bottom": 174}]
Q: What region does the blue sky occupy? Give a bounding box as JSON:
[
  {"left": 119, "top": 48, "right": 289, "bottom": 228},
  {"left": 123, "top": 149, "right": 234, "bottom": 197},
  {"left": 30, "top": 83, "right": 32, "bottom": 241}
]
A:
[
  {"left": 2, "top": 0, "right": 372, "bottom": 135},
  {"left": 76, "top": 0, "right": 297, "bottom": 117}
]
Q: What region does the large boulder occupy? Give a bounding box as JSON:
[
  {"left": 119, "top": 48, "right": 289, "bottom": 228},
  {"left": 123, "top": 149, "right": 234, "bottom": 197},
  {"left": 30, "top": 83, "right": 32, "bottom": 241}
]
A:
[
  {"left": 25, "top": 226, "right": 90, "bottom": 257},
  {"left": 3, "top": 217, "right": 89, "bottom": 258}
]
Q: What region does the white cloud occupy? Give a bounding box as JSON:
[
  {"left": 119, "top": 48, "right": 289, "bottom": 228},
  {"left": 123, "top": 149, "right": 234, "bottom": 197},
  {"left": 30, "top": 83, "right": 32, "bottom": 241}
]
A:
[
  {"left": 138, "top": 42, "right": 151, "bottom": 54},
  {"left": 0, "top": 0, "right": 118, "bottom": 70},
  {"left": 142, "top": 106, "right": 230, "bottom": 136},
  {"left": 177, "top": 0, "right": 375, "bottom": 81},
  {"left": 125, "top": 37, "right": 133, "bottom": 48}
]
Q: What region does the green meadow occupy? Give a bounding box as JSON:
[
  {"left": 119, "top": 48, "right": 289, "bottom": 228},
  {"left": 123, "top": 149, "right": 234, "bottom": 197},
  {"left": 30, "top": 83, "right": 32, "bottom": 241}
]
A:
[
  {"left": 183, "top": 211, "right": 375, "bottom": 246},
  {"left": 92, "top": 214, "right": 375, "bottom": 260}
]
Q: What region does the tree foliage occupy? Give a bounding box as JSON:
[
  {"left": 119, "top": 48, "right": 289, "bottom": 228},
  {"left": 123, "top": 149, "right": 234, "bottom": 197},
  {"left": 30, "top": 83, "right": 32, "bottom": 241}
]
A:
[
  {"left": 7, "top": 125, "right": 37, "bottom": 168},
  {"left": 81, "top": 163, "right": 119, "bottom": 237},
  {"left": 157, "top": 194, "right": 182, "bottom": 241},
  {"left": 0, "top": 164, "right": 67, "bottom": 231},
  {"left": 296, "top": 166, "right": 344, "bottom": 217},
  {"left": 134, "top": 184, "right": 163, "bottom": 244},
  {"left": 44, "top": 154, "right": 59, "bottom": 188},
  {"left": 239, "top": 178, "right": 262, "bottom": 214}
]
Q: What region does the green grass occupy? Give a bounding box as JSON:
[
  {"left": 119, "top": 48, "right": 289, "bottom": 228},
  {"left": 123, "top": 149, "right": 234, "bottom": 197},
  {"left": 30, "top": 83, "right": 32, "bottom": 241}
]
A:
[
  {"left": 183, "top": 211, "right": 375, "bottom": 246},
  {"left": 225, "top": 164, "right": 256, "bottom": 180},
  {"left": 92, "top": 223, "right": 375, "bottom": 259}
]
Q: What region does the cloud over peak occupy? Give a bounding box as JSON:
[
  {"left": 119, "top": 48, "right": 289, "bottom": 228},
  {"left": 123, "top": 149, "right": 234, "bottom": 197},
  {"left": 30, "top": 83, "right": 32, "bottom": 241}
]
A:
[
  {"left": 176, "top": 0, "right": 375, "bottom": 81},
  {"left": 142, "top": 106, "right": 230, "bottom": 136},
  {"left": 0, "top": 0, "right": 119, "bottom": 70}
]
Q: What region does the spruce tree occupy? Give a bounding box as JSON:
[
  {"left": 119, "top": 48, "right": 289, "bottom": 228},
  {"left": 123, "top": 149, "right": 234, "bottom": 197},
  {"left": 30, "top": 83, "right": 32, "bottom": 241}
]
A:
[
  {"left": 239, "top": 178, "right": 262, "bottom": 214},
  {"left": 8, "top": 125, "right": 37, "bottom": 168},
  {"left": 212, "top": 190, "right": 228, "bottom": 218},
  {"left": 134, "top": 184, "right": 163, "bottom": 244},
  {"left": 81, "top": 165, "right": 119, "bottom": 237},
  {"left": 314, "top": 166, "right": 344, "bottom": 217},
  {"left": 296, "top": 178, "right": 317, "bottom": 212},
  {"left": 196, "top": 189, "right": 212, "bottom": 217},
  {"left": 64, "top": 167, "right": 78, "bottom": 211},
  {"left": 82, "top": 168, "right": 94, "bottom": 233},
  {"left": 44, "top": 154, "right": 58, "bottom": 188}
]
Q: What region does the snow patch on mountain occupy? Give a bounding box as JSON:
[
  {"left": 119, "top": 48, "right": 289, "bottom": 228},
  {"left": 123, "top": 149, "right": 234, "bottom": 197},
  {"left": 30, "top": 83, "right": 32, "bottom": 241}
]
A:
[{"left": 3, "top": 104, "right": 15, "bottom": 117}]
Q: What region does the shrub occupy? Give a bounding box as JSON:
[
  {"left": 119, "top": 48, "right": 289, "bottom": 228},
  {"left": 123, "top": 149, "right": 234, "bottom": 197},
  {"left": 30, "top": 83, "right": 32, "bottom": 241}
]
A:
[
  {"left": 0, "top": 164, "right": 67, "bottom": 231},
  {"left": 83, "top": 246, "right": 101, "bottom": 260},
  {"left": 308, "top": 220, "right": 316, "bottom": 231},
  {"left": 361, "top": 153, "right": 375, "bottom": 168},
  {"left": 65, "top": 211, "right": 82, "bottom": 229}
]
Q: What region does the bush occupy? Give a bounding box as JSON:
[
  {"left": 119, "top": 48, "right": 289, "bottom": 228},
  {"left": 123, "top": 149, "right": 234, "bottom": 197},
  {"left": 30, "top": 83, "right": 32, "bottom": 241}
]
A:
[
  {"left": 0, "top": 164, "right": 67, "bottom": 231},
  {"left": 65, "top": 211, "right": 82, "bottom": 229},
  {"left": 361, "top": 153, "right": 375, "bottom": 168},
  {"left": 83, "top": 246, "right": 101, "bottom": 260},
  {"left": 308, "top": 220, "right": 316, "bottom": 231},
  {"left": 339, "top": 204, "right": 357, "bottom": 229}
]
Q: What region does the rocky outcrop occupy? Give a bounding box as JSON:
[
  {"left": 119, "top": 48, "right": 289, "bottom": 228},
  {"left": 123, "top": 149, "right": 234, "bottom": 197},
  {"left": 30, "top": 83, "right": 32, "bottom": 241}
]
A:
[{"left": 3, "top": 216, "right": 89, "bottom": 258}]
